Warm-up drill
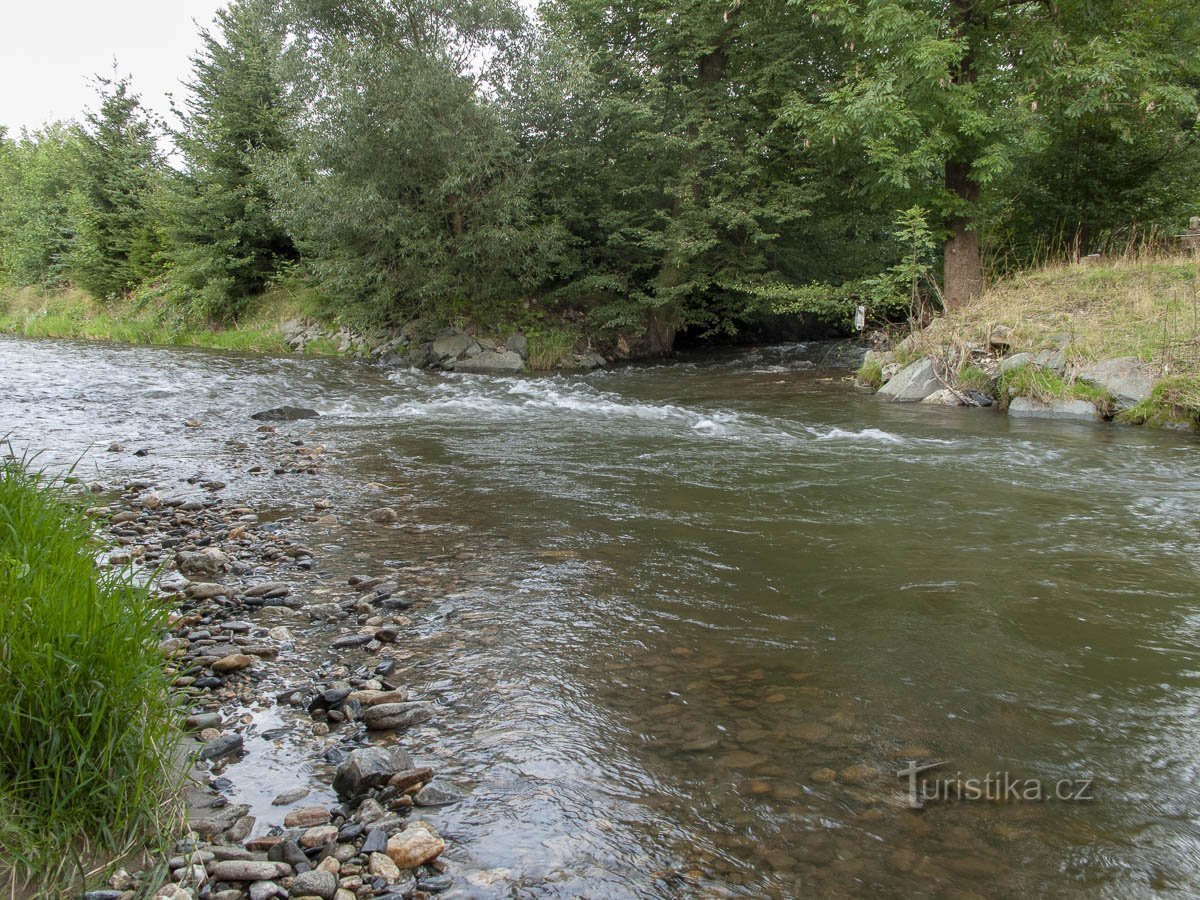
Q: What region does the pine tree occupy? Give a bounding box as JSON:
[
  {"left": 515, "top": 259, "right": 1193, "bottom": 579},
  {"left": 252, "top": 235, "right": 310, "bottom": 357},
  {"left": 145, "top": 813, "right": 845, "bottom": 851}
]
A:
[
  {"left": 165, "top": 0, "right": 295, "bottom": 322},
  {"left": 69, "top": 73, "right": 165, "bottom": 299}
]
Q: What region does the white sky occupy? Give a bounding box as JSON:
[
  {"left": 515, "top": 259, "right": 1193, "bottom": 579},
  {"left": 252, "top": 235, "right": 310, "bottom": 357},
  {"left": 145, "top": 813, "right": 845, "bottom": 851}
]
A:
[{"left": 1, "top": 0, "right": 226, "bottom": 135}]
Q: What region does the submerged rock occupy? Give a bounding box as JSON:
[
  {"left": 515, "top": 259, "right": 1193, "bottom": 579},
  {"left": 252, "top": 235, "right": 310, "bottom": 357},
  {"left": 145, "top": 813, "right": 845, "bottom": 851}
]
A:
[{"left": 250, "top": 405, "right": 319, "bottom": 421}]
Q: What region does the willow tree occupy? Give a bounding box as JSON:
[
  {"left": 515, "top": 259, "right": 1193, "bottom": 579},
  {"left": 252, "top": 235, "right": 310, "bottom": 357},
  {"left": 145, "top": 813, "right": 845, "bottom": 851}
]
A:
[{"left": 784, "top": 0, "right": 1200, "bottom": 308}]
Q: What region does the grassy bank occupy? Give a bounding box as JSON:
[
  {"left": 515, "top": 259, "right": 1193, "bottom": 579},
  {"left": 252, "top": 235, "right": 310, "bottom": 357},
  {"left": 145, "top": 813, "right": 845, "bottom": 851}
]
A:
[
  {"left": 865, "top": 252, "right": 1200, "bottom": 424},
  {"left": 0, "top": 282, "right": 334, "bottom": 355},
  {"left": 0, "top": 459, "right": 181, "bottom": 894}
]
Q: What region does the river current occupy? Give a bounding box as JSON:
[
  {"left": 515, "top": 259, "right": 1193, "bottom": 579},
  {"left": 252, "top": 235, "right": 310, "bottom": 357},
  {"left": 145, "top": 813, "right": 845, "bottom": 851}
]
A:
[{"left": 3, "top": 335, "right": 1200, "bottom": 897}]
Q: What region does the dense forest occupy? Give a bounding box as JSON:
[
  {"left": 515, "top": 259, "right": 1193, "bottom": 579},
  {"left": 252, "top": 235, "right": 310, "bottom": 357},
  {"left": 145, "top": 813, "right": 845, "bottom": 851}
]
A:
[{"left": 1, "top": 0, "right": 1198, "bottom": 354}]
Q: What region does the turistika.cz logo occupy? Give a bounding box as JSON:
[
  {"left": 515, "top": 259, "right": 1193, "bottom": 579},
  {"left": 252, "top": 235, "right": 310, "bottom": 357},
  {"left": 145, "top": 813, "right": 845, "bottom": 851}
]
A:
[{"left": 896, "top": 760, "right": 1095, "bottom": 809}]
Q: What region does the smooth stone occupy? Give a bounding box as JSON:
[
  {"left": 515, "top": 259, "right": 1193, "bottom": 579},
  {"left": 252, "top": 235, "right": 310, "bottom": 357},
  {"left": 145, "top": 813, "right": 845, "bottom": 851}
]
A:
[
  {"left": 290, "top": 870, "right": 337, "bottom": 900},
  {"left": 198, "top": 733, "right": 243, "bottom": 760},
  {"left": 212, "top": 653, "right": 253, "bottom": 674},
  {"left": 385, "top": 825, "right": 445, "bottom": 869},
  {"left": 363, "top": 701, "right": 435, "bottom": 731},
  {"left": 368, "top": 852, "right": 401, "bottom": 881},
  {"left": 207, "top": 860, "right": 292, "bottom": 881},
  {"left": 271, "top": 787, "right": 310, "bottom": 806},
  {"left": 300, "top": 824, "right": 339, "bottom": 848},
  {"left": 367, "top": 508, "right": 399, "bottom": 524},
  {"left": 413, "top": 784, "right": 462, "bottom": 807},
  {"left": 184, "top": 712, "right": 222, "bottom": 731},
  {"left": 284, "top": 806, "right": 330, "bottom": 828}
]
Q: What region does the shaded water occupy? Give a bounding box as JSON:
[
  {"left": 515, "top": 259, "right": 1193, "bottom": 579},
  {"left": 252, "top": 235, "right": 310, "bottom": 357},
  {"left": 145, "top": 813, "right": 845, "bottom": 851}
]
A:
[{"left": 4, "top": 335, "right": 1200, "bottom": 897}]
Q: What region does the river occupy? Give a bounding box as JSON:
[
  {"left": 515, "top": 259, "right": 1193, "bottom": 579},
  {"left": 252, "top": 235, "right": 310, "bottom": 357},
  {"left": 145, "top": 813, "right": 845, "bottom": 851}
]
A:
[{"left": 3, "top": 335, "right": 1200, "bottom": 897}]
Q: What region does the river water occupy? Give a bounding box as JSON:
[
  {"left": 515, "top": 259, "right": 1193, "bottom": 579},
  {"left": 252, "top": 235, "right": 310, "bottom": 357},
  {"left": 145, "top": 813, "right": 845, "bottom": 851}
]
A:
[{"left": 4, "top": 335, "right": 1200, "bottom": 897}]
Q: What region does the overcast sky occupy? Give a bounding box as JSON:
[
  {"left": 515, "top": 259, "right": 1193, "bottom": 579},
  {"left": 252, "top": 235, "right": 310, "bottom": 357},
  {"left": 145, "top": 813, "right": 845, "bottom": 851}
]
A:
[{"left": 1, "top": 0, "right": 226, "bottom": 135}]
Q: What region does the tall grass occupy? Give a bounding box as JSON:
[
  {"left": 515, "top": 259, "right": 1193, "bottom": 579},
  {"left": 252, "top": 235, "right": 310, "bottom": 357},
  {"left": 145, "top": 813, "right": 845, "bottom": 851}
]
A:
[{"left": 0, "top": 460, "right": 181, "bottom": 893}]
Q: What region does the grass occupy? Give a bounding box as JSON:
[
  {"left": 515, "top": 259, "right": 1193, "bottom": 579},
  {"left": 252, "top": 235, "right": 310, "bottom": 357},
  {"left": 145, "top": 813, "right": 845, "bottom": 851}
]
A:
[
  {"left": 944, "top": 252, "right": 1200, "bottom": 372},
  {"left": 0, "top": 281, "right": 342, "bottom": 356},
  {"left": 856, "top": 356, "right": 884, "bottom": 389},
  {"left": 1117, "top": 375, "right": 1200, "bottom": 427},
  {"left": 997, "top": 362, "right": 1115, "bottom": 416},
  {"left": 526, "top": 328, "right": 578, "bottom": 370},
  {"left": 0, "top": 459, "right": 182, "bottom": 894}
]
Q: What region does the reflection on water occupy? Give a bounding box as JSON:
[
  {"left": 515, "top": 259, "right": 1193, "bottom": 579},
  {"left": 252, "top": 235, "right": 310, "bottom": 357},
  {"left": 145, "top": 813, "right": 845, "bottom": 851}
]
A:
[{"left": 4, "top": 336, "right": 1200, "bottom": 896}]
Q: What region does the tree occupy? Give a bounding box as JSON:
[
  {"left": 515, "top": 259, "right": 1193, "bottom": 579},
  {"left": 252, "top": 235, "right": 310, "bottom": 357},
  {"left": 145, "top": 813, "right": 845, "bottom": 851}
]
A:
[
  {"left": 164, "top": 0, "right": 295, "bottom": 322},
  {"left": 262, "top": 0, "right": 544, "bottom": 324},
  {"left": 0, "top": 125, "right": 81, "bottom": 287},
  {"left": 69, "top": 73, "right": 165, "bottom": 299},
  {"left": 519, "top": 0, "right": 867, "bottom": 353},
  {"left": 783, "top": 0, "right": 1200, "bottom": 308}
]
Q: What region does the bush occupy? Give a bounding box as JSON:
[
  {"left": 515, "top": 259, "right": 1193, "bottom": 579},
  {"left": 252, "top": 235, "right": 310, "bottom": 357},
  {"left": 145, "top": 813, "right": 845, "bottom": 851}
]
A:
[{"left": 0, "top": 460, "right": 181, "bottom": 890}]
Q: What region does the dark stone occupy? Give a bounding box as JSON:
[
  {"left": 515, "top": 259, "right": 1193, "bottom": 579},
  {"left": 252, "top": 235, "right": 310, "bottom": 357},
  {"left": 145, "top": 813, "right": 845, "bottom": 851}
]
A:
[
  {"left": 965, "top": 390, "right": 994, "bottom": 407},
  {"left": 250, "top": 406, "right": 320, "bottom": 421},
  {"left": 375, "top": 659, "right": 398, "bottom": 677},
  {"left": 267, "top": 839, "right": 308, "bottom": 868},
  {"left": 331, "top": 633, "right": 372, "bottom": 649},
  {"left": 338, "top": 821, "right": 365, "bottom": 842},
  {"left": 418, "top": 874, "right": 454, "bottom": 893},
  {"left": 198, "top": 733, "right": 243, "bottom": 761},
  {"left": 332, "top": 746, "right": 409, "bottom": 801},
  {"left": 360, "top": 828, "right": 388, "bottom": 855}
]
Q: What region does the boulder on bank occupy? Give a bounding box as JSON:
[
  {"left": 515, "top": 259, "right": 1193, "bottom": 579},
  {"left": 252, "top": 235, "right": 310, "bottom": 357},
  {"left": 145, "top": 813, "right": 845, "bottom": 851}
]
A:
[
  {"left": 450, "top": 350, "right": 524, "bottom": 374},
  {"left": 877, "top": 358, "right": 941, "bottom": 402},
  {"left": 1008, "top": 397, "right": 1098, "bottom": 422},
  {"left": 1077, "top": 357, "right": 1154, "bottom": 410},
  {"left": 431, "top": 331, "right": 478, "bottom": 362},
  {"left": 332, "top": 746, "right": 415, "bottom": 801},
  {"left": 250, "top": 406, "right": 319, "bottom": 422}
]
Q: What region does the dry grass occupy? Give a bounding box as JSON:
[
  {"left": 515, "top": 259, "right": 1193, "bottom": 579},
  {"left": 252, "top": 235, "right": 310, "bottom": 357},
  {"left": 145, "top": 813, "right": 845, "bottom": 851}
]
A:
[{"left": 942, "top": 251, "right": 1200, "bottom": 377}]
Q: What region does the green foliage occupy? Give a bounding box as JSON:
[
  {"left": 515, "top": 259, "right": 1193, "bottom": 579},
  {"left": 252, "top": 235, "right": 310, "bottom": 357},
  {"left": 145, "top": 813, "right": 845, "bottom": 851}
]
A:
[
  {"left": 1118, "top": 376, "right": 1200, "bottom": 428},
  {"left": 68, "top": 74, "right": 166, "bottom": 299},
  {"left": 162, "top": 0, "right": 296, "bottom": 323},
  {"left": 856, "top": 356, "right": 884, "bottom": 389},
  {"left": 263, "top": 0, "right": 546, "bottom": 325},
  {"left": 0, "top": 125, "right": 81, "bottom": 287},
  {"left": 998, "top": 362, "right": 1113, "bottom": 414},
  {"left": 526, "top": 328, "right": 577, "bottom": 370},
  {"left": 0, "top": 460, "right": 181, "bottom": 890}
]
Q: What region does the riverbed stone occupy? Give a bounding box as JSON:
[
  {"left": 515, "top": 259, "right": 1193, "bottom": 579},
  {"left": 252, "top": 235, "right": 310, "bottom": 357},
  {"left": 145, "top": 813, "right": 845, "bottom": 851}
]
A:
[
  {"left": 250, "top": 405, "right": 319, "bottom": 421},
  {"left": 367, "top": 507, "right": 399, "bottom": 524},
  {"left": 385, "top": 825, "right": 445, "bottom": 869},
  {"left": 1077, "top": 356, "right": 1154, "bottom": 410},
  {"left": 877, "top": 358, "right": 941, "bottom": 402},
  {"left": 212, "top": 653, "right": 253, "bottom": 674},
  {"left": 1008, "top": 397, "right": 1098, "bottom": 421},
  {"left": 177, "top": 548, "right": 228, "bottom": 579},
  {"left": 363, "top": 701, "right": 436, "bottom": 731},
  {"left": 413, "top": 784, "right": 462, "bottom": 807},
  {"left": 432, "top": 331, "right": 477, "bottom": 361},
  {"left": 208, "top": 860, "right": 291, "bottom": 881},
  {"left": 290, "top": 870, "right": 337, "bottom": 899},
  {"left": 284, "top": 806, "right": 330, "bottom": 828},
  {"left": 332, "top": 746, "right": 414, "bottom": 800},
  {"left": 451, "top": 350, "right": 524, "bottom": 374},
  {"left": 300, "top": 824, "right": 339, "bottom": 848},
  {"left": 920, "top": 388, "right": 963, "bottom": 406},
  {"left": 197, "top": 733, "right": 243, "bottom": 761}
]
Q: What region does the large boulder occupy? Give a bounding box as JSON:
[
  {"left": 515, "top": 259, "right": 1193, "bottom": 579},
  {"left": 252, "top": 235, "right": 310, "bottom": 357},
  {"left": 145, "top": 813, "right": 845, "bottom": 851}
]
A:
[
  {"left": 450, "top": 350, "right": 524, "bottom": 374},
  {"left": 877, "top": 358, "right": 941, "bottom": 402},
  {"left": 1077, "top": 357, "right": 1154, "bottom": 410},
  {"left": 431, "top": 331, "right": 477, "bottom": 362},
  {"left": 1008, "top": 397, "right": 1098, "bottom": 422}
]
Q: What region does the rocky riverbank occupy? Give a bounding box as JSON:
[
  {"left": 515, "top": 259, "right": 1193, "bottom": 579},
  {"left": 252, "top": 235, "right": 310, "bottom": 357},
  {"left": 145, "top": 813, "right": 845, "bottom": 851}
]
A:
[
  {"left": 857, "top": 254, "right": 1200, "bottom": 431},
  {"left": 76, "top": 429, "right": 468, "bottom": 900}
]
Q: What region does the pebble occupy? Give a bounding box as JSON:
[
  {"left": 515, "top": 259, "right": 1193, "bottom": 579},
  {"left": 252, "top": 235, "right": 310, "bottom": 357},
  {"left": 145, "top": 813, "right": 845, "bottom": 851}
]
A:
[
  {"left": 212, "top": 653, "right": 253, "bottom": 674},
  {"left": 299, "top": 824, "right": 339, "bottom": 848},
  {"left": 413, "top": 784, "right": 462, "bottom": 807},
  {"left": 208, "top": 860, "right": 292, "bottom": 882},
  {"left": 197, "top": 733, "right": 243, "bottom": 760}
]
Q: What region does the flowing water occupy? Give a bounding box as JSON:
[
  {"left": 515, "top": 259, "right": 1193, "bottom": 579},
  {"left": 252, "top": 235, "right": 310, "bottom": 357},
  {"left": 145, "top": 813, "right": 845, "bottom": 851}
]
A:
[{"left": 4, "top": 335, "right": 1200, "bottom": 897}]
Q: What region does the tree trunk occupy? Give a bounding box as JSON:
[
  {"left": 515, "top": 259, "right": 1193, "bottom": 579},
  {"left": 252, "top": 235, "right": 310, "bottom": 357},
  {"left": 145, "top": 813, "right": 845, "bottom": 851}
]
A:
[{"left": 943, "top": 158, "right": 982, "bottom": 309}]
